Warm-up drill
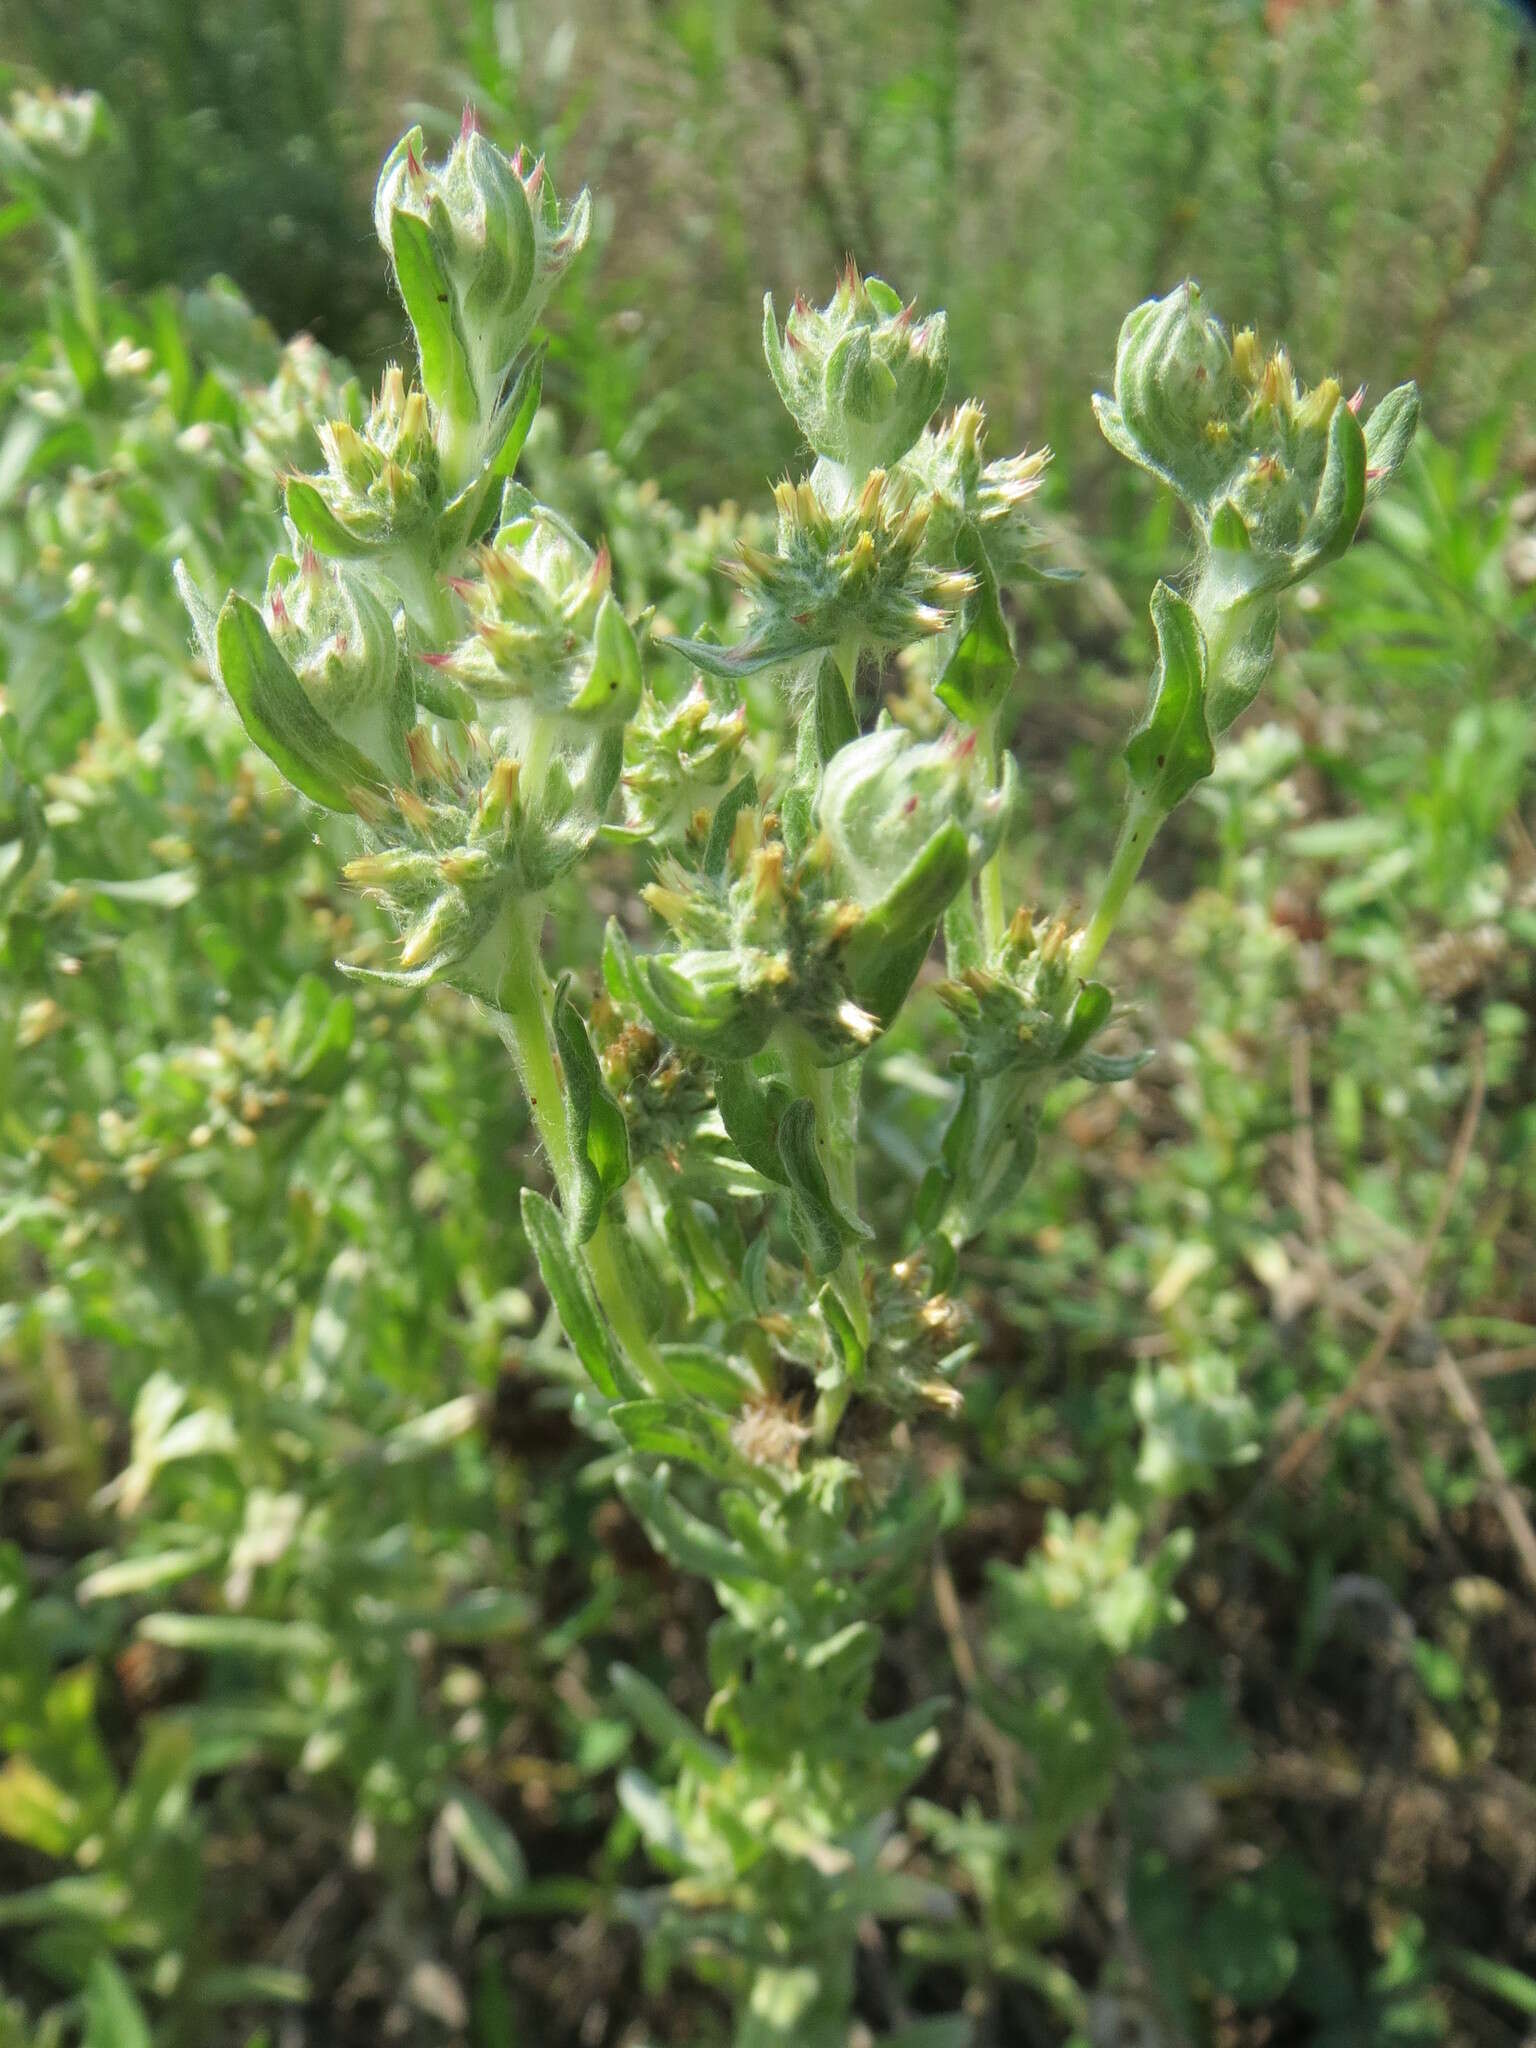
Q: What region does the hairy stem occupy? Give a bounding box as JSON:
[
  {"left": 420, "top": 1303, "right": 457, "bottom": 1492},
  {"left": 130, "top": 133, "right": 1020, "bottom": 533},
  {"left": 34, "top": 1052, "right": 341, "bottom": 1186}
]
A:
[
  {"left": 978, "top": 711, "right": 1008, "bottom": 953},
  {"left": 1076, "top": 791, "right": 1162, "bottom": 975},
  {"left": 494, "top": 907, "right": 674, "bottom": 1395}
]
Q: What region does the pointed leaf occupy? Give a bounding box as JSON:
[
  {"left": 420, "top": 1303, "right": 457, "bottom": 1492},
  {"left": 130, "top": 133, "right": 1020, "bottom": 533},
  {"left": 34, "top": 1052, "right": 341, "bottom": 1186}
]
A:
[
  {"left": 1123, "top": 582, "right": 1213, "bottom": 815},
  {"left": 704, "top": 772, "right": 758, "bottom": 879},
  {"left": 284, "top": 476, "right": 380, "bottom": 561},
  {"left": 215, "top": 597, "right": 387, "bottom": 814},
  {"left": 842, "top": 823, "right": 970, "bottom": 1026},
  {"left": 777, "top": 1096, "right": 872, "bottom": 1276},
  {"left": 1295, "top": 396, "right": 1366, "bottom": 576},
  {"left": 84, "top": 1959, "right": 152, "bottom": 2048},
  {"left": 520, "top": 1187, "right": 632, "bottom": 1397},
  {"left": 487, "top": 347, "right": 544, "bottom": 478},
  {"left": 552, "top": 977, "right": 631, "bottom": 1243},
  {"left": 714, "top": 1061, "right": 790, "bottom": 1184},
  {"left": 610, "top": 1662, "right": 728, "bottom": 1774},
  {"left": 388, "top": 205, "right": 476, "bottom": 422},
  {"left": 439, "top": 1787, "right": 527, "bottom": 1903}
]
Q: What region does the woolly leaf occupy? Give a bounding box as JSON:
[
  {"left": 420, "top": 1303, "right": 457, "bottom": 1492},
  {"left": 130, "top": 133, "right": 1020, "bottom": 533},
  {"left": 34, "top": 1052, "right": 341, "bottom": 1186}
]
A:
[
  {"left": 1123, "top": 582, "right": 1212, "bottom": 816},
  {"left": 552, "top": 977, "right": 630, "bottom": 1243}
]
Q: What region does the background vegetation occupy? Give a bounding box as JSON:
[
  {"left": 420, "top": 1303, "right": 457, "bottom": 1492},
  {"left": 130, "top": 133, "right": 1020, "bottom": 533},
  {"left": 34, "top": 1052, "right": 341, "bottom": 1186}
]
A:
[{"left": 1, "top": 1, "right": 1534, "bottom": 2042}]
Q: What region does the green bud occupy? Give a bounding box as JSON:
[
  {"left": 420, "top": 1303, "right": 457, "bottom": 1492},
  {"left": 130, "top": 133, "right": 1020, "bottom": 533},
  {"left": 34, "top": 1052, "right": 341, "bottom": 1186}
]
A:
[
  {"left": 1095, "top": 281, "right": 1418, "bottom": 732},
  {"left": 290, "top": 365, "right": 441, "bottom": 562},
  {"left": 374, "top": 113, "right": 590, "bottom": 460},
  {"left": 763, "top": 266, "right": 948, "bottom": 478},
  {"left": 265, "top": 550, "right": 413, "bottom": 782},
  {"left": 429, "top": 500, "right": 641, "bottom": 730},
  {"left": 663, "top": 467, "right": 972, "bottom": 683},
  {"left": 1095, "top": 282, "right": 1417, "bottom": 587},
  {"left": 619, "top": 680, "right": 750, "bottom": 844},
  {"left": 819, "top": 723, "right": 1006, "bottom": 907}
]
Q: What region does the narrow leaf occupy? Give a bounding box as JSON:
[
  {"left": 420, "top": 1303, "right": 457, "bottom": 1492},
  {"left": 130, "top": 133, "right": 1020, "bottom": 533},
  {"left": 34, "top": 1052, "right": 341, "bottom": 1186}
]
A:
[
  {"left": 388, "top": 206, "right": 476, "bottom": 422},
  {"left": 215, "top": 596, "right": 386, "bottom": 814},
  {"left": 520, "top": 1187, "right": 630, "bottom": 1397}
]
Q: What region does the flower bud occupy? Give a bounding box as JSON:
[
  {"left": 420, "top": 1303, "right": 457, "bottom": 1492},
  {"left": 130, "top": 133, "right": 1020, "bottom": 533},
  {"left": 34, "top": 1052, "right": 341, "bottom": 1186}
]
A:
[
  {"left": 374, "top": 115, "right": 590, "bottom": 442},
  {"left": 665, "top": 467, "right": 970, "bottom": 682},
  {"left": 1094, "top": 281, "right": 1418, "bottom": 733},
  {"left": 1095, "top": 281, "right": 1418, "bottom": 595},
  {"left": 264, "top": 550, "right": 412, "bottom": 782},
  {"left": 819, "top": 725, "right": 1005, "bottom": 907},
  {"left": 430, "top": 500, "right": 641, "bottom": 729},
  {"left": 763, "top": 266, "right": 948, "bottom": 478},
  {"left": 291, "top": 366, "right": 441, "bottom": 562},
  {"left": 0, "top": 87, "right": 111, "bottom": 218},
  {"left": 621, "top": 680, "right": 750, "bottom": 843}
]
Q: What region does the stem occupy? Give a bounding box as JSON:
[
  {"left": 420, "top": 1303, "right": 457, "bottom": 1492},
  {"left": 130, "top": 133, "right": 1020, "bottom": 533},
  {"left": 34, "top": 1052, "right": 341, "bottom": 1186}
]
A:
[
  {"left": 520, "top": 715, "right": 555, "bottom": 807},
  {"left": 490, "top": 906, "right": 674, "bottom": 1397},
  {"left": 585, "top": 1213, "right": 679, "bottom": 1399},
  {"left": 1075, "top": 792, "right": 1162, "bottom": 976},
  {"left": 491, "top": 908, "right": 577, "bottom": 1198},
  {"left": 978, "top": 712, "right": 1008, "bottom": 954},
  {"left": 782, "top": 1034, "right": 871, "bottom": 1371},
  {"left": 58, "top": 223, "right": 100, "bottom": 346},
  {"left": 437, "top": 401, "right": 483, "bottom": 500}
]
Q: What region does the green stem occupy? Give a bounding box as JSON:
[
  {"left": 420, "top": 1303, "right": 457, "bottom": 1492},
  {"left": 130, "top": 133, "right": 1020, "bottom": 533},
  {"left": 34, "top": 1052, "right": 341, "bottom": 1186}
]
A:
[
  {"left": 495, "top": 906, "right": 576, "bottom": 1199},
  {"left": 978, "top": 711, "right": 1008, "bottom": 954},
  {"left": 58, "top": 223, "right": 100, "bottom": 346},
  {"left": 783, "top": 1034, "right": 871, "bottom": 1377},
  {"left": 585, "top": 1213, "right": 679, "bottom": 1400},
  {"left": 492, "top": 906, "right": 674, "bottom": 1398},
  {"left": 1075, "top": 792, "right": 1162, "bottom": 976},
  {"left": 520, "top": 715, "right": 555, "bottom": 807}
]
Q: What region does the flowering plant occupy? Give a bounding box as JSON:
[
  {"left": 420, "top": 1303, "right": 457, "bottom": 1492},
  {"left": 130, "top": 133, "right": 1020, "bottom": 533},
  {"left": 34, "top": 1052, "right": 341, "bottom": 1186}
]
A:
[{"left": 182, "top": 111, "right": 1417, "bottom": 2037}]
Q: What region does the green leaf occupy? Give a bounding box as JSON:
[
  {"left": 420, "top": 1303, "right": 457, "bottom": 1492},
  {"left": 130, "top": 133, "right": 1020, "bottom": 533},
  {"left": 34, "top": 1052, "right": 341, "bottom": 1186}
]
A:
[
  {"left": 84, "top": 1958, "right": 152, "bottom": 2048},
  {"left": 1363, "top": 382, "right": 1420, "bottom": 498},
  {"left": 1091, "top": 392, "right": 1179, "bottom": 492},
  {"left": 1123, "top": 582, "right": 1213, "bottom": 816},
  {"left": 609, "top": 1663, "right": 728, "bottom": 1773},
  {"left": 704, "top": 772, "right": 759, "bottom": 879},
  {"left": 616, "top": 1465, "right": 761, "bottom": 1587},
  {"left": 214, "top": 596, "right": 387, "bottom": 815},
  {"left": 388, "top": 206, "right": 477, "bottom": 424},
  {"left": 552, "top": 977, "right": 631, "bottom": 1243},
  {"left": 1059, "top": 981, "right": 1112, "bottom": 1061},
  {"left": 488, "top": 347, "right": 545, "bottom": 478},
  {"left": 0, "top": 1757, "right": 82, "bottom": 1858},
  {"left": 632, "top": 951, "right": 773, "bottom": 1060},
  {"left": 934, "top": 528, "right": 1015, "bottom": 725},
  {"left": 283, "top": 476, "right": 379, "bottom": 561},
  {"left": 1295, "top": 395, "right": 1367, "bottom": 576},
  {"left": 813, "top": 654, "right": 859, "bottom": 762},
  {"left": 842, "top": 823, "right": 970, "bottom": 1027},
  {"left": 520, "top": 1187, "right": 633, "bottom": 1397},
  {"left": 439, "top": 1787, "right": 527, "bottom": 1903},
  {"left": 0, "top": 1874, "right": 130, "bottom": 1929},
  {"left": 615, "top": 1767, "right": 690, "bottom": 1865},
  {"left": 568, "top": 594, "right": 642, "bottom": 721},
  {"left": 655, "top": 1344, "right": 759, "bottom": 1408},
  {"left": 137, "top": 1614, "right": 332, "bottom": 1658},
  {"left": 817, "top": 1282, "right": 865, "bottom": 1378},
  {"left": 714, "top": 1061, "right": 791, "bottom": 1184},
  {"left": 608, "top": 1399, "right": 731, "bottom": 1474},
  {"left": 658, "top": 616, "right": 821, "bottom": 680},
  {"left": 776, "top": 1097, "right": 872, "bottom": 1276}
]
